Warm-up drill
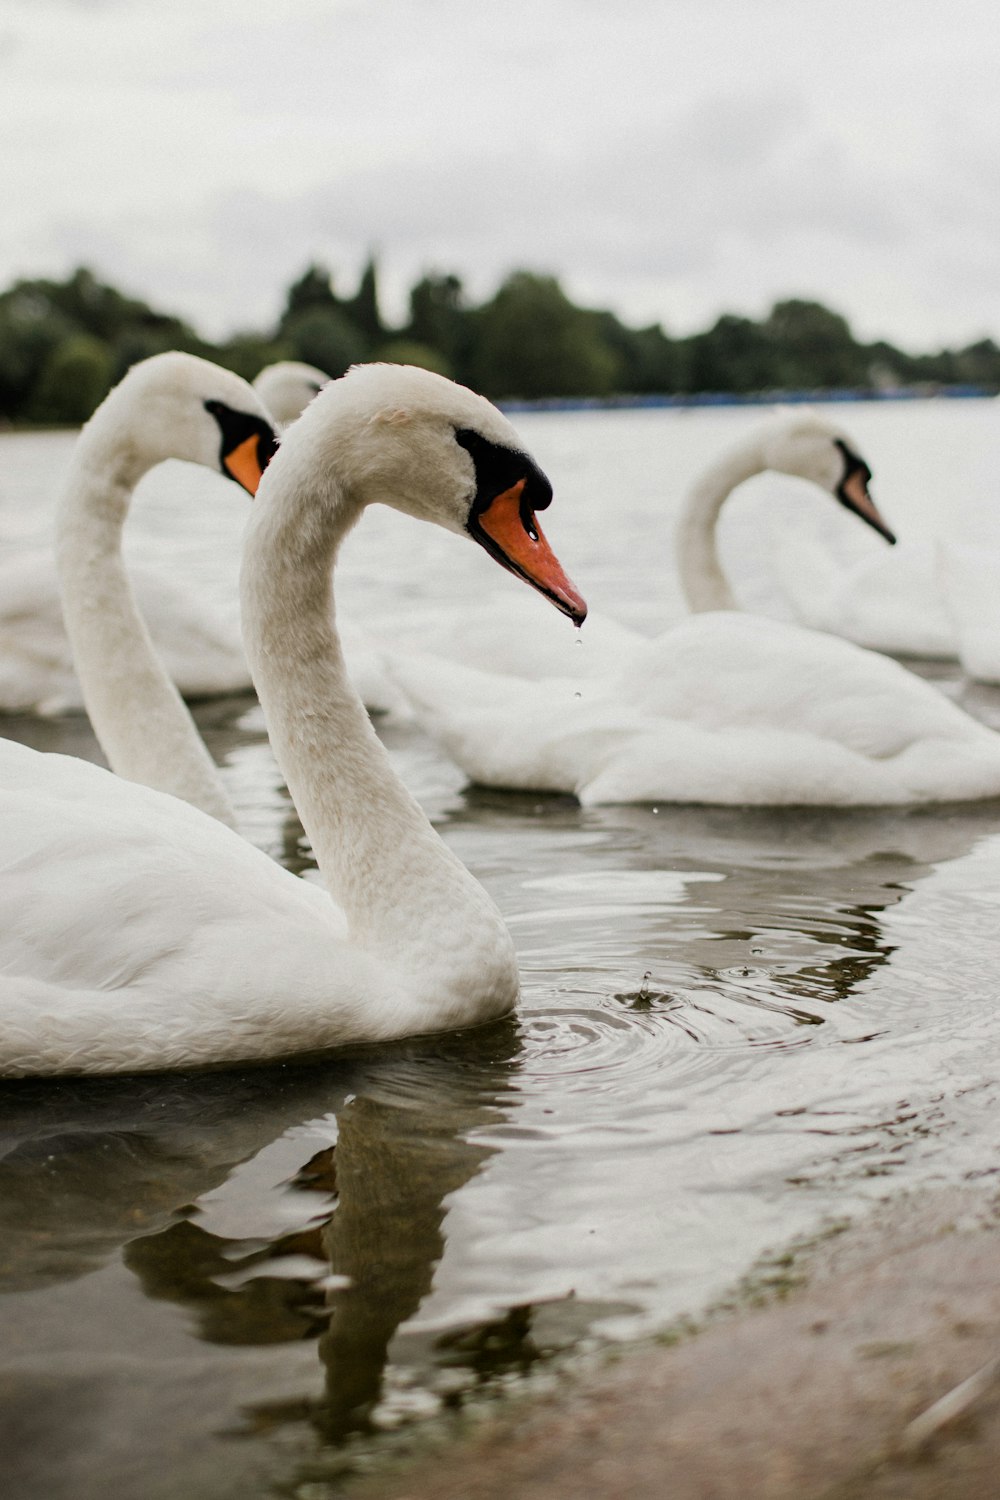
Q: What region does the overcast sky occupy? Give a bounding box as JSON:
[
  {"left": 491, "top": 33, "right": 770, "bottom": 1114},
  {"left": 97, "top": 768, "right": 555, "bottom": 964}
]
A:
[{"left": 3, "top": 0, "right": 999, "bottom": 349}]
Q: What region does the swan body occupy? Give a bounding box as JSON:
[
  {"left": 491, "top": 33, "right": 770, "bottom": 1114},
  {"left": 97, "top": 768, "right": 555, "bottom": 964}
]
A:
[
  {"left": 392, "top": 612, "right": 1000, "bottom": 805},
  {"left": 0, "top": 364, "right": 585, "bottom": 1076},
  {"left": 253, "top": 361, "right": 329, "bottom": 427},
  {"left": 0, "top": 354, "right": 277, "bottom": 727}
]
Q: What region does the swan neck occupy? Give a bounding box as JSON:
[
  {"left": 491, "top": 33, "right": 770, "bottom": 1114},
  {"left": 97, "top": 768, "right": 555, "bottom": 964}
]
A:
[
  {"left": 240, "top": 454, "right": 514, "bottom": 996},
  {"left": 675, "top": 436, "right": 766, "bottom": 613},
  {"left": 56, "top": 426, "right": 236, "bottom": 826}
]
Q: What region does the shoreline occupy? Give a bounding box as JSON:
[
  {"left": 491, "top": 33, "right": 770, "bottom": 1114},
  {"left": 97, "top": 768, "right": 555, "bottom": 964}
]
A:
[{"left": 330, "top": 1185, "right": 1000, "bottom": 1500}]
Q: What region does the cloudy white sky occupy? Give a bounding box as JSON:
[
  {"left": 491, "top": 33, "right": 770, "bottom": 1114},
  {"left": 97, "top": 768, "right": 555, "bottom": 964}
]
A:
[{"left": 3, "top": 0, "right": 999, "bottom": 349}]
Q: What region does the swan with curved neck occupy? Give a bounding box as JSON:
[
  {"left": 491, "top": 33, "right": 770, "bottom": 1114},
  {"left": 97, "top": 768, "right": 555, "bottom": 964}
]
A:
[
  {"left": 56, "top": 352, "right": 277, "bottom": 826},
  {"left": 389, "top": 418, "right": 1000, "bottom": 806},
  {"left": 675, "top": 412, "right": 894, "bottom": 613},
  {"left": 0, "top": 364, "right": 585, "bottom": 1076},
  {"left": 0, "top": 357, "right": 296, "bottom": 721}
]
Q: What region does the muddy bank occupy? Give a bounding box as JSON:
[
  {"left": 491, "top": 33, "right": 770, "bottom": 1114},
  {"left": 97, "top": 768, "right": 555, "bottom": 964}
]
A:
[{"left": 341, "top": 1187, "right": 1000, "bottom": 1500}]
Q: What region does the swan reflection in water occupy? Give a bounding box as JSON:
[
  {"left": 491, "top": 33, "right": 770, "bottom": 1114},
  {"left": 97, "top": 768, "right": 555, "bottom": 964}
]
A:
[
  {"left": 0, "top": 1024, "right": 581, "bottom": 1443},
  {"left": 122, "top": 1030, "right": 521, "bottom": 1440}
]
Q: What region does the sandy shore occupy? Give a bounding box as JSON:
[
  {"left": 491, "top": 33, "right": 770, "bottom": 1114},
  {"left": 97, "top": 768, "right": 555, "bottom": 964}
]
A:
[{"left": 344, "top": 1186, "right": 1000, "bottom": 1500}]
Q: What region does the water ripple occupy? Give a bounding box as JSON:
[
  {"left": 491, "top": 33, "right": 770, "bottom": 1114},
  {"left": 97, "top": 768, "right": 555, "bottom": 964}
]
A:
[{"left": 516, "top": 981, "right": 823, "bottom": 1098}]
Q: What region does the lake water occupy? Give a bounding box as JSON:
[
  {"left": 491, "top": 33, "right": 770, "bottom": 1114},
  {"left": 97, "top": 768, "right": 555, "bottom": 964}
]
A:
[{"left": 1, "top": 400, "right": 999, "bottom": 1498}]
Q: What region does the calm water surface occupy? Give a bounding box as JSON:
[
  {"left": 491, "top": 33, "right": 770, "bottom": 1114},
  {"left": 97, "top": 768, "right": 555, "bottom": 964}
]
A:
[{"left": 1, "top": 401, "right": 999, "bottom": 1498}]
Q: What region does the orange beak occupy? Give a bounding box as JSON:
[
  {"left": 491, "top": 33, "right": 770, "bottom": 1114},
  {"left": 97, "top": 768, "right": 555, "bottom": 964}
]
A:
[
  {"left": 838, "top": 468, "right": 896, "bottom": 545},
  {"left": 223, "top": 434, "right": 267, "bottom": 496},
  {"left": 475, "top": 480, "right": 587, "bottom": 624}
]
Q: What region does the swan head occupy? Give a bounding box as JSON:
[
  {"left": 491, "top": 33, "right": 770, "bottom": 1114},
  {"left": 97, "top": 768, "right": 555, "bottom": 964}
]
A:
[
  {"left": 285, "top": 363, "right": 588, "bottom": 624},
  {"left": 758, "top": 412, "right": 896, "bottom": 544},
  {"left": 252, "top": 361, "right": 329, "bottom": 428},
  {"left": 87, "top": 351, "right": 278, "bottom": 496}
]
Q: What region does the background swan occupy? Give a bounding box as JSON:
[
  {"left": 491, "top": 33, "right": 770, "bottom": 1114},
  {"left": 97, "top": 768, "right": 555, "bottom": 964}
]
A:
[
  {"left": 55, "top": 352, "right": 277, "bottom": 824},
  {"left": 402, "top": 411, "right": 896, "bottom": 684},
  {"left": 0, "top": 356, "right": 404, "bottom": 724},
  {"left": 0, "top": 364, "right": 585, "bottom": 1076},
  {"left": 388, "top": 414, "right": 1000, "bottom": 806},
  {"left": 253, "top": 361, "right": 329, "bottom": 428},
  {"left": 733, "top": 402, "right": 1000, "bottom": 676},
  {"left": 0, "top": 354, "right": 282, "bottom": 720}
]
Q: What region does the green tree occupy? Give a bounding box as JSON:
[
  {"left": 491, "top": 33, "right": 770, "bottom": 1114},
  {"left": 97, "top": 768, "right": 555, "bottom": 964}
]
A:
[
  {"left": 282, "top": 307, "right": 369, "bottom": 378},
  {"left": 0, "top": 268, "right": 207, "bottom": 418},
  {"left": 29, "top": 333, "right": 115, "bottom": 424},
  {"left": 469, "top": 272, "right": 621, "bottom": 399},
  {"left": 0, "top": 286, "right": 75, "bottom": 419},
  {"left": 345, "top": 255, "right": 383, "bottom": 346},
  {"left": 279, "top": 264, "right": 340, "bottom": 328},
  {"left": 762, "top": 299, "right": 865, "bottom": 388},
  {"left": 48, "top": 267, "right": 202, "bottom": 369},
  {"left": 952, "top": 338, "right": 1000, "bottom": 386},
  {"left": 592, "top": 313, "right": 683, "bottom": 394},
  {"left": 686, "top": 314, "right": 776, "bottom": 393}
]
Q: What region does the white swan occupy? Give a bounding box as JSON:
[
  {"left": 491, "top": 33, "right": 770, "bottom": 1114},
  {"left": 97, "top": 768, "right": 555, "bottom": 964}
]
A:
[
  {"left": 389, "top": 418, "right": 1000, "bottom": 807},
  {"left": 0, "top": 354, "right": 277, "bottom": 720},
  {"left": 0, "top": 364, "right": 586, "bottom": 1076},
  {"left": 737, "top": 408, "right": 1000, "bottom": 663},
  {"left": 55, "top": 352, "right": 278, "bottom": 824},
  {"left": 253, "top": 361, "right": 329, "bottom": 428},
  {"left": 407, "top": 411, "right": 897, "bottom": 683},
  {"left": 736, "top": 408, "right": 1000, "bottom": 672}
]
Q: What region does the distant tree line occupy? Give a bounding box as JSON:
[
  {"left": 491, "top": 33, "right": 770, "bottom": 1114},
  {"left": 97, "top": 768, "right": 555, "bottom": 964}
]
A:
[{"left": 1, "top": 260, "right": 998, "bottom": 426}]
